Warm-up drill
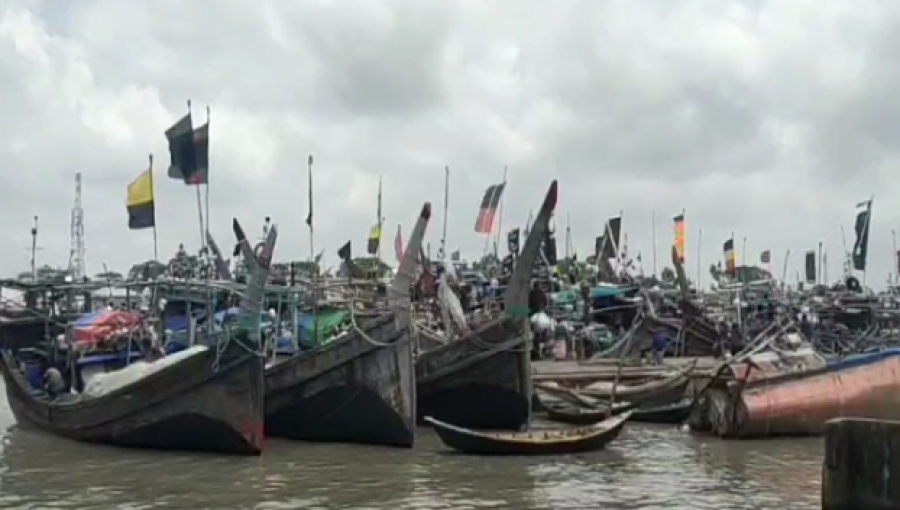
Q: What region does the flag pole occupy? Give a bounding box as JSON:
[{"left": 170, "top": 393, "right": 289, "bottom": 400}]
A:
[
  {"left": 695, "top": 228, "right": 703, "bottom": 290},
  {"left": 650, "top": 210, "right": 657, "bottom": 277},
  {"left": 817, "top": 241, "right": 824, "bottom": 285},
  {"left": 184, "top": 99, "right": 204, "bottom": 255},
  {"left": 493, "top": 165, "right": 508, "bottom": 260},
  {"left": 376, "top": 175, "right": 383, "bottom": 260},
  {"left": 863, "top": 196, "right": 874, "bottom": 287},
  {"left": 307, "top": 154, "right": 317, "bottom": 342},
  {"left": 149, "top": 153, "right": 159, "bottom": 261},
  {"left": 892, "top": 228, "right": 897, "bottom": 287},
  {"left": 439, "top": 165, "right": 449, "bottom": 261},
  {"left": 203, "top": 105, "right": 211, "bottom": 268}
]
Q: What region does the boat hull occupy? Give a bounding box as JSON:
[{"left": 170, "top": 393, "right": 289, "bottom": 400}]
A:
[
  {"left": 264, "top": 313, "right": 416, "bottom": 448},
  {"left": 697, "top": 352, "right": 900, "bottom": 438},
  {"left": 0, "top": 346, "right": 265, "bottom": 455},
  {"left": 416, "top": 317, "right": 531, "bottom": 430},
  {"left": 426, "top": 412, "right": 630, "bottom": 456}
]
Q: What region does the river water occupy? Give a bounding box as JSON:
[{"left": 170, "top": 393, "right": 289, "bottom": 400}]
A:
[{"left": 0, "top": 391, "right": 821, "bottom": 509}]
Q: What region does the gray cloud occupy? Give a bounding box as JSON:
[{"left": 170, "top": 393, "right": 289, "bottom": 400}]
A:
[{"left": 2, "top": 0, "right": 900, "bottom": 286}]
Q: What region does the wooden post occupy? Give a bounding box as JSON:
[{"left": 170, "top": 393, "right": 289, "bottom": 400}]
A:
[{"left": 823, "top": 418, "right": 900, "bottom": 510}]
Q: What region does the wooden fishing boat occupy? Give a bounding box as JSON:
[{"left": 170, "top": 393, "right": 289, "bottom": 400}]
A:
[
  {"left": 425, "top": 411, "right": 631, "bottom": 455},
  {"left": 579, "top": 361, "right": 696, "bottom": 406},
  {"left": 544, "top": 401, "right": 637, "bottom": 425},
  {"left": 631, "top": 399, "right": 693, "bottom": 424},
  {"left": 0, "top": 218, "right": 274, "bottom": 455},
  {"left": 264, "top": 203, "right": 430, "bottom": 448},
  {"left": 0, "top": 342, "right": 264, "bottom": 454},
  {"left": 416, "top": 181, "right": 558, "bottom": 430}
]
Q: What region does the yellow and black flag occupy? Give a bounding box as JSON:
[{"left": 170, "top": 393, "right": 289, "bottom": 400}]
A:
[
  {"left": 723, "top": 237, "right": 736, "bottom": 276},
  {"left": 367, "top": 224, "right": 382, "bottom": 255},
  {"left": 126, "top": 159, "right": 155, "bottom": 230},
  {"left": 673, "top": 213, "right": 685, "bottom": 263}
]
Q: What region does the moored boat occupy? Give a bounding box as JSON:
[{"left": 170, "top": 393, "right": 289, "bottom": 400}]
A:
[
  {"left": 543, "top": 401, "right": 637, "bottom": 425},
  {"left": 0, "top": 218, "right": 273, "bottom": 454},
  {"left": 693, "top": 348, "right": 900, "bottom": 438},
  {"left": 416, "top": 181, "right": 558, "bottom": 430},
  {"left": 578, "top": 361, "right": 696, "bottom": 406},
  {"left": 631, "top": 399, "right": 693, "bottom": 424},
  {"left": 426, "top": 411, "right": 630, "bottom": 456},
  {"left": 263, "top": 203, "right": 431, "bottom": 448}
]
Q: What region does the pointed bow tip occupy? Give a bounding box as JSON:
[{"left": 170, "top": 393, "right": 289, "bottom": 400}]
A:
[
  {"left": 421, "top": 203, "right": 432, "bottom": 221},
  {"left": 544, "top": 181, "right": 559, "bottom": 212}
]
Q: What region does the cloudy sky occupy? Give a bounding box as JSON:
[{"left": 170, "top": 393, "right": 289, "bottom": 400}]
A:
[{"left": 1, "top": 0, "right": 899, "bottom": 287}]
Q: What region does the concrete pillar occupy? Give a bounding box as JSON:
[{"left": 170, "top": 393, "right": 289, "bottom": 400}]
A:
[{"left": 823, "top": 418, "right": 900, "bottom": 510}]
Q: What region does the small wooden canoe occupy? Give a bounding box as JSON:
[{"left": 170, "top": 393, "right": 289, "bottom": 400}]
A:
[
  {"left": 425, "top": 411, "right": 631, "bottom": 456},
  {"left": 544, "top": 401, "right": 637, "bottom": 426}
]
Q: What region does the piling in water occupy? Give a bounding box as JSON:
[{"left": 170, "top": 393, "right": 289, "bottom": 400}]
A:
[{"left": 822, "top": 418, "right": 900, "bottom": 510}]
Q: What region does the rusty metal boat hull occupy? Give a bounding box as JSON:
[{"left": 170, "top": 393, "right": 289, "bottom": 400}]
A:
[{"left": 697, "top": 350, "right": 900, "bottom": 438}]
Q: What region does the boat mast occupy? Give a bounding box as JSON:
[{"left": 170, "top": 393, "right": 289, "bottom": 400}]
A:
[
  {"left": 30, "top": 216, "right": 39, "bottom": 281},
  {"left": 493, "top": 165, "right": 508, "bottom": 261},
  {"left": 439, "top": 165, "right": 449, "bottom": 260}
]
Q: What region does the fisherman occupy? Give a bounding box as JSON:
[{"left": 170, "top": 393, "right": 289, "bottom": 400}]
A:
[
  {"left": 43, "top": 367, "right": 66, "bottom": 398},
  {"left": 800, "top": 313, "right": 813, "bottom": 338},
  {"left": 528, "top": 280, "right": 548, "bottom": 317},
  {"left": 579, "top": 282, "right": 592, "bottom": 324},
  {"left": 650, "top": 327, "right": 668, "bottom": 366}
]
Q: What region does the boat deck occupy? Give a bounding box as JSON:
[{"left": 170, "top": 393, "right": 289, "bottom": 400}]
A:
[{"left": 532, "top": 357, "right": 719, "bottom": 382}]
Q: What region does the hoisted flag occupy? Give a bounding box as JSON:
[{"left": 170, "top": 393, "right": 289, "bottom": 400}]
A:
[
  {"left": 852, "top": 199, "right": 873, "bottom": 271},
  {"left": 723, "top": 237, "right": 736, "bottom": 276},
  {"left": 394, "top": 225, "right": 403, "bottom": 263},
  {"left": 474, "top": 183, "right": 506, "bottom": 233},
  {"left": 805, "top": 250, "right": 817, "bottom": 283},
  {"left": 126, "top": 162, "right": 155, "bottom": 230},
  {"left": 673, "top": 213, "right": 685, "bottom": 263},
  {"left": 367, "top": 224, "right": 382, "bottom": 255}
]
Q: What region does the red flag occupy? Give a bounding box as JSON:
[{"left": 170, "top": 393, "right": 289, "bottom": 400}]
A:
[
  {"left": 395, "top": 225, "right": 404, "bottom": 263},
  {"left": 474, "top": 183, "right": 506, "bottom": 233}
]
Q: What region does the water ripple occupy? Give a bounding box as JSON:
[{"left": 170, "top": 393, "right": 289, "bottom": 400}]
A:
[{"left": 0, "top": 407, "right": 820, "bottom": 509}]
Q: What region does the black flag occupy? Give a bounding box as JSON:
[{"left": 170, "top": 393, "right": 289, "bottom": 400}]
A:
[
  {"left": 507, "top": 228, "right": 520, "bottom": 255},
  {"left": 852, "top": 200, "right": 872, "bottom": 271},
  {"left": 805, "top": 250, "right": 816, "bottom": 283},
  {"left": 337, "top": 240, "right": 351, "bottom": 261},
  {"left": 601, "top": 216, "right": 622, "bottom": 259},
  {"left": 165, "top": 112, "right": 200, "bottom": 184}
]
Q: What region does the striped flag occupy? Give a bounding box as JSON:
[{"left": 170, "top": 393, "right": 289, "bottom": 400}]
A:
[
  {"left": 394, "top": 225, "right": 403, "bottom": 263},
  {"left": 474, "top": 183, "right": 506, "bottom": 233}
]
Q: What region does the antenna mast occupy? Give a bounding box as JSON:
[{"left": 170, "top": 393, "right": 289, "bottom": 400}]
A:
[{"left": 69, "top": 172, "right": 86, "bottom": 281}]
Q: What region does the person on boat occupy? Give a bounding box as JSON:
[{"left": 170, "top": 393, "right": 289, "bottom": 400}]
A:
[
  {"left": 800, "top": 313, "right": 813, "bottom": 338},
  {"left": 43, "top": 367, "right": 66, "bottom": 398},
  {"left": 528, "top": 281, "right": 548, "bottom": 317},
  {"left": 580, "top": 283, "right": 592, "bottom": 324},
  {"left": 650, "top": 328, "right": 667, "bottom": 365}
]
